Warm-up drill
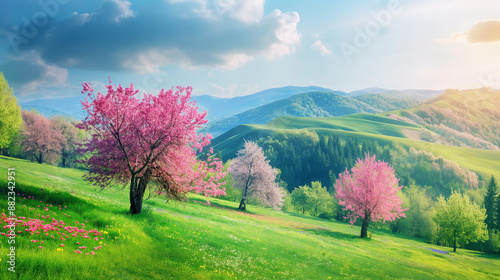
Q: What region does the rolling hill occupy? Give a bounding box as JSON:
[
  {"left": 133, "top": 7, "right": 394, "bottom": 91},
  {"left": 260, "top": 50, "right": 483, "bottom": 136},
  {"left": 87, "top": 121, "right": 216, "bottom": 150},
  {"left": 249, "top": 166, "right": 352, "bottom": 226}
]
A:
[
  {"left": 386, "top": 88, "right": 500, "bottom": 150},
  {"left": 210, "top": 113, "right": 500, "bottom": 182},
  {"left": 203, "top": 92, "right": 421, "bottom": 137}
]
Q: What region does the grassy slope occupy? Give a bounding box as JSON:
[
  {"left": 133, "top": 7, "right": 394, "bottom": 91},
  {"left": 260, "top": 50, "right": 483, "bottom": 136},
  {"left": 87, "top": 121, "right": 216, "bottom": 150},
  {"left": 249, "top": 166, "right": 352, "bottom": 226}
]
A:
[
  {"left": 386, "top": 88, "right": 500, "bottom": 149},
  {"left": 1, "top": 157, "right": 499, "bottom": 279},
  {"left": 211, "top": 114, "right": 500, "bottom": 180}
]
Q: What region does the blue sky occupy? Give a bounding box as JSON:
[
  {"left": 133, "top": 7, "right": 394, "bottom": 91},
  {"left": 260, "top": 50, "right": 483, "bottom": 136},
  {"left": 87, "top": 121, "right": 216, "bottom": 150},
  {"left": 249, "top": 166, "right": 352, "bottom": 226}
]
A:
[{"left": 1, "top": 0, "right": 500, "bottom": 100}]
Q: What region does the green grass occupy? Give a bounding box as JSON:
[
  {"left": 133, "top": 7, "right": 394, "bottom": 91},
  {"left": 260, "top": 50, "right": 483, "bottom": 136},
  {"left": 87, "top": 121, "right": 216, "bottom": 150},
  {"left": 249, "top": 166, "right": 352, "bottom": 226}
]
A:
[
  {"left": 212, "top": 114, "right": 500, "bottom": 180},
  {"left": 1, "top": 156, "right": 500, "bottom": 279}
]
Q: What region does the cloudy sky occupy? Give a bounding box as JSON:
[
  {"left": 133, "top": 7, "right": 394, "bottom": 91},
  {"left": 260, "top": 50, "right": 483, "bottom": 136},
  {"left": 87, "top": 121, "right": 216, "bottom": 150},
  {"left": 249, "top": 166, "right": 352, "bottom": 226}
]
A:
[{"left": 1, "top": 0, "right": 500, "bottom": 100}]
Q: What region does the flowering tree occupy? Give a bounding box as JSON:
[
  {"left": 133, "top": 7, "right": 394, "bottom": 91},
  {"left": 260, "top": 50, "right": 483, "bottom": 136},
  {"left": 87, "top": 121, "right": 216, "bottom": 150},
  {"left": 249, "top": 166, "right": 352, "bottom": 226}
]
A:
[
  {"left": 335, "top": 154, "right": 406, "bottom": 238},
  {"left": 77, "top": 79, "right": 226, "bottom": 214},
  {"left": 230, "top": 141, "right": 283, "bottom": 210},
  {"left": 21, "top": 110, "right": 65, "bottom": 164}
]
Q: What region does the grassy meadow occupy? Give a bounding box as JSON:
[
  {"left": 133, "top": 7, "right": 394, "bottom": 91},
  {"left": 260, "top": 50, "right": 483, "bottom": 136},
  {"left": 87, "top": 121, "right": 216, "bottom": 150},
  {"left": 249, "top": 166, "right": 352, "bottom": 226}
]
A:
[{"left": 1, "top": 156, "right": 500, "bottom": 279}]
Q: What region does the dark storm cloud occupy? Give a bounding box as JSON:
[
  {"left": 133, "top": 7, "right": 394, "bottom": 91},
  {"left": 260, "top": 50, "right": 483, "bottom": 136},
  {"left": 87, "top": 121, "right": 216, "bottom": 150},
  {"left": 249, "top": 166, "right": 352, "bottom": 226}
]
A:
[{"left": 6, "top": 0, "right": 300, "bottom": 74}]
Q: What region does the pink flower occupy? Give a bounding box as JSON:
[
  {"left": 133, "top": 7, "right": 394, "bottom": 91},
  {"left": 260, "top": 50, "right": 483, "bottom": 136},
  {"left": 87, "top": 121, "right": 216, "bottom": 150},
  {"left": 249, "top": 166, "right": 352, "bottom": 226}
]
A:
[
  {"left": 39, "top": 246, "right": 43, "bottom": 249},
  {"left": 61, "top": 244, "right": 64, "bottom": 247}
]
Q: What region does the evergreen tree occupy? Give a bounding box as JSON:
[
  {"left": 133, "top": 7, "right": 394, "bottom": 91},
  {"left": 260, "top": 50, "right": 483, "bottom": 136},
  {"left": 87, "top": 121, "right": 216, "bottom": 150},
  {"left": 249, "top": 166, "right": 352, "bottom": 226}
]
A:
[
  {"left": 484, "top": 176, "right": 497, "bottom": 230},
  {"left": 496, "top": 180, "right": 500, "bottom": 231}
]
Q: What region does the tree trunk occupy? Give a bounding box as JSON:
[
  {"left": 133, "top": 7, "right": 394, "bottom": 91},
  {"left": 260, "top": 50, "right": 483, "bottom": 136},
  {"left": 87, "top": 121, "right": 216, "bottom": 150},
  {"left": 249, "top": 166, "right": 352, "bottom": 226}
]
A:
[
  {"left": 453, "top": 232, "right": 457, "bottom": 252},
  {"left": 0, "top": 147, "right": 3, "bottom": 156},
  {"left": 238, "top": 198, "right": 246, "bottom": 211},
  {"left": 361, "top": 212, "right": 371, "bottom": 238},
  {"left": 239, "top": 176, "right": 251, "bottom": 211},
  {"left": 130, "top": 168, "right": 151, "bottom": 214},
  {"left": 36, "top": 152, "right": 43, "bottom": 164},
  {"left": 62, "top": 157, "right": 66, "bottom": 168}
]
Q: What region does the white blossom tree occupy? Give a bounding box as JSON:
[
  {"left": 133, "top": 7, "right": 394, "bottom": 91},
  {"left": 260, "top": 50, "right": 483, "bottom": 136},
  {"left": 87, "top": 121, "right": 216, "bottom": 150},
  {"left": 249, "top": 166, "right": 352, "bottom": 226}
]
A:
[{"left": 230, "top": 141, "right": 283, "bottom": 210}]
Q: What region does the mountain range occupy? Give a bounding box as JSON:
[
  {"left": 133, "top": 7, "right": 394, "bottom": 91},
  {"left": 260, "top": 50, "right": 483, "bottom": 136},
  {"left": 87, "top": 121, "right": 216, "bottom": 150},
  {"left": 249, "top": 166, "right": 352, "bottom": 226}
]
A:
[
  {"left": 201, "top": 91, "right": 423, "bottom": 136},
  {"left": 18, "top": 86, "right": 443, "bottom": 135}
]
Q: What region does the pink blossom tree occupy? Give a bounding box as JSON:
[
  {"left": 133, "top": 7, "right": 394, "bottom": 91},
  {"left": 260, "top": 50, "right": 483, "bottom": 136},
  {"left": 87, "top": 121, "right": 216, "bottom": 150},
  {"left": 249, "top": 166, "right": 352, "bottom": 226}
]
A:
[
  {"left": 77, "top": 78, "right": 226, "bottom": 214},
  {"left": 230, "top": 141, "right": 283, "bottom": 211},
  {"left": 21, "top": 110, "right": 65, "bottom": 164},
  {"left": 335, "top": 154, "right": 406, "bottom": 238}
]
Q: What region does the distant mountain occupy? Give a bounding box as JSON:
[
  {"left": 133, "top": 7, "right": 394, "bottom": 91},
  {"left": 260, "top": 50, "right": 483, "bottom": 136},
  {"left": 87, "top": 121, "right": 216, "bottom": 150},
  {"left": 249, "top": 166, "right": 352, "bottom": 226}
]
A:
[
  {"left": 19, "top": 96, "right": 86, "bottom": 120},
  {"left": 348, "top": 87, "right": 388, "bottom": 96},
  {"left": 202, "top": 92, "right": 420, "bottom": 137},
  {"left": 348, "top": 88, "right": 444, "bottom": 100},
  {"left": 194, "top": 86, "right": 340, "bottom": 120},
  {"left": 19, "top": 86, "right": 337, "bottom": 121},
  {"left": 17, "top": 86, "right": 442, "bottom": 124}
]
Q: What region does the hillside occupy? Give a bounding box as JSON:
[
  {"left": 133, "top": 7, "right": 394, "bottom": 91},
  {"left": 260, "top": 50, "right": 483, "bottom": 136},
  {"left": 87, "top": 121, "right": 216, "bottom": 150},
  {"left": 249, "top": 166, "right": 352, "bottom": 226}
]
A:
[
  {"left": 204, "top": 92, "right": 420, "bottom": 137},
  {"left": 1, "top": 156, "right": 500, "bottom": 279},
  {"left": 210, "top": 114, "right": 500, "bottom": 182},
  {"left": 386, "top": 88, "right": 500, "bottom": 150}
]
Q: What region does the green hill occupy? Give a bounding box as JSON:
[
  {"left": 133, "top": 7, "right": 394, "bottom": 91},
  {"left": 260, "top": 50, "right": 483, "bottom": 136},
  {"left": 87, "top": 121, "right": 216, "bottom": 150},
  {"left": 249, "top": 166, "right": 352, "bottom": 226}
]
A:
[
  {"left": 203, "top": 92, "right": 420, "bottom": 137},
  {"left": 1, "top": 156, "right": 499, "bottom": 279},
  {"left": 211, "top": 113, "right": 500, "bottom": 181},
  {"left": 386, "top": 88, "right": 500, "bottom": 150}
]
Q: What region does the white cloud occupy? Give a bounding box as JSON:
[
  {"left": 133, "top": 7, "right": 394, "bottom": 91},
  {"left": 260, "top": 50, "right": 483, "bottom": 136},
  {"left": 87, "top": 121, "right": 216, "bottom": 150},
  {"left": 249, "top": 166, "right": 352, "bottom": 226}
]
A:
[
  {"left": 170, "top": 0, "right": 264, "bottom": 23},
  {"left": 264, "top": 10, "right": 301, "bottom": 58},
  {"left": 95, "top": 0, "right": 135, "bottom": 23},
  {"left": 227, "top": 0, "right": 264, "bottom": 23},
  {"left": 311, "top": 39, "right": 331, "bottom": 55}
]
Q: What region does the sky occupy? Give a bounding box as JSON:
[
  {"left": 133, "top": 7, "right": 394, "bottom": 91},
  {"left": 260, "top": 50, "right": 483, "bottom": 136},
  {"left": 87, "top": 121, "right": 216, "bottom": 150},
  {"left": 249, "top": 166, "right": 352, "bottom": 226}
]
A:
[{"left": 1, "top": 0, "right": 500, "bottom": 101}]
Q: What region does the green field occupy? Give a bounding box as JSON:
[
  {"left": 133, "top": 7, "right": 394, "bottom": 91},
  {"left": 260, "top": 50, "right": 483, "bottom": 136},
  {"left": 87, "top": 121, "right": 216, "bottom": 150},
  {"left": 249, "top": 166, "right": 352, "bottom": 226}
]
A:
[
  {"left": 211, "top": 113, "right": 500, "bottom": 180},
  {"left": 1, "top": 156, "right": 499, "bottom": 279}
]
